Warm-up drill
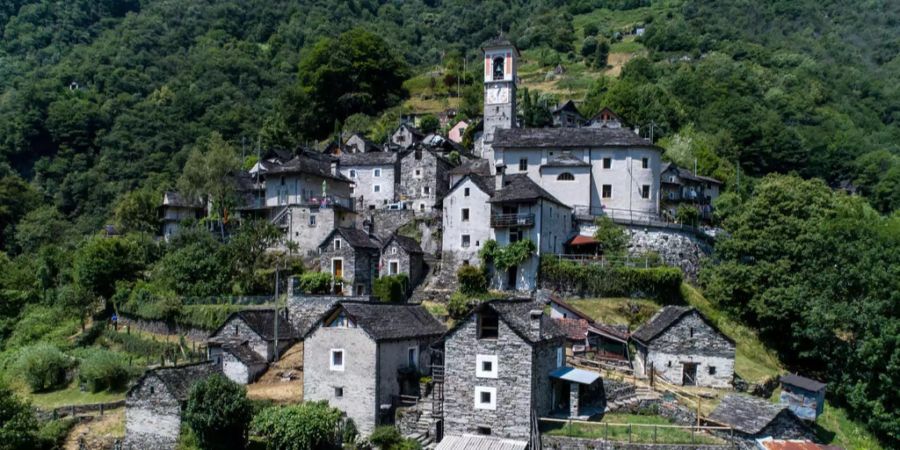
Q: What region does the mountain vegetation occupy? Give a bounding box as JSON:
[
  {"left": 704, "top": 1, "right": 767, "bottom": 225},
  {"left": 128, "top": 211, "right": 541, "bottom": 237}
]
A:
[{"left": 0, "top": 0, "right": 898, "bottom": 446}]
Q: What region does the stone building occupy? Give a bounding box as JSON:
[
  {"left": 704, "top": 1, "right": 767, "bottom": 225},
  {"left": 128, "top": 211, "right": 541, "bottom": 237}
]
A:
[
  {"left": 124, "top": 362, "right": 219, "bottom": 450},
  {"left": 660, "top": 162, "right": 722, "bottom": 221},
  {"left": 631, "top": 306, "right": 735, "bottom": 388},
  {"left": 437, "top": 299, "right": 565, "bottom": 443},
  {"left": 208, "top": 309, "right": 297, "bottom": 363},
  {"left": 380, "top": 233, "right": 425, "bottom": 286},
  {"left": 345, "top": 133, "right": 383, "bottom": 153},
  {"left": 160, "top": 191, "right": 204, "bottom": 241},
  {"left": 480, "top": 36, "right": 518, "bottom": 169},
  {"left": 708, "top": 394, "right": 817, "bottom": 447},
  {"left": 391, "top": 123, "right": 424, "bottom": 150},
  {"left": 399, "top": 147, "right": 454, "bottom": 214},
  {"left": 318, "top": 227, "right": 380, "bottom": 295},
  {"left": 339, "top": 152, "right": 400, "bottom": 210},
  {"left": 448, "top": 120, "right": 470, "bottom": 144},
  {"left": 209, "top": 343, "right": 267, "bottom": 384},
  {"left": 302, "top": 301, "right": 445, "bottom": 435},
  {"left": 551, "top": 100, "right": 585, "bottom": 128},
  {"left": 548, "top": 297, "right": 629, "bottom": 361},
  {"left": 440, "top": 174, "right": 495, "bottom": 276}
]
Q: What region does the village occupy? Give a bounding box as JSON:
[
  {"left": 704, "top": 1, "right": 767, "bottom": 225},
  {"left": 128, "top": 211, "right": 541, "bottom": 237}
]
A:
[{"left": 93, "top": 37, "right": 852, "bottom": 450}]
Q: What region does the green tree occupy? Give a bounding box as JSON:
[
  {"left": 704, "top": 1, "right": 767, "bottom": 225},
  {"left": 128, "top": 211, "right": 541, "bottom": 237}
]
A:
[
  {"left": 73, "top": 235, "right": 144, "bottom": 301},
  {"left": 177, "top": 132, "right": 240, "bottom": 239},
  {"left": 16, "top": 343, "right": 70, "bottom": 392},
  {"left": 418, "top": 114, "right": 440, "bottom": 134},
  {"left": 592, "top": 216, "right": 628, "bottom": 256},
  {"left": 250, "top": 401, "right": 343, "bottom": 450},
  {"left": 0, "top": 173, "right": 39, "bottom": 250},
  {"left": 0, "top": 386, "right": 39, "bottom": 450},
  {"left": 184, "top": 374, "right": 253, "bottom": 450},
  {"left": 113, "top": 189, "right": 160, "bottom": 235},
  {"left": 13, "top": 206, "right": 70, "bottom": 254},
  {"left": 154, "top": 232, "right": 229, "bottom": 298}
]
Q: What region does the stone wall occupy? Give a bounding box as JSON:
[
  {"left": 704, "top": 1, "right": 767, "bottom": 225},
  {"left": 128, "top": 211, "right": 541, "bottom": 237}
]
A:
[
  {"left": 211, "top": 315, "right": 269, "bottom": 360},
  {"left": 624, "top": 227, "right": 712, "bottom": 281},
  {"left": 639, "top": 312, "right": 735, "bottom": 388},
  {"left": 118, "top": 314, "right": 209, "bottom": 341},
  {"left": 400, "top": 149, "right": 451, "bottom": 215},
  {"left": 319, "top": 235, "right": 379, "bottom": 295},
  {"left": 369, "top": 209, "right": 416, "bottom": 240},
  {"left": 124, "top": 375, "right": 182, "bottom": 450},
  {"left": 542, "top": 436, "right": 730, "bottom": 450}
]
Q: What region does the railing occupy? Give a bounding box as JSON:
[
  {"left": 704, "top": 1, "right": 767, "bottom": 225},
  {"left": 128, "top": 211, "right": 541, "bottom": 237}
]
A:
[
  {"left": 491, "top": 213, "right": 535, "bottom": 227},
  {"left": 539, "top": 417, "right": 733, "bottom": 446},
  {"left": 573, "top": 205, "right": 716, "bottom": 240},
  {"left": 551, "top": 253, "right": 663, "bottom": 268}
]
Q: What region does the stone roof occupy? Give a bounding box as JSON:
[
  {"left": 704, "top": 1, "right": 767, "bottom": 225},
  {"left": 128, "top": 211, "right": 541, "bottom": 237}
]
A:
[
  {"left": 630, "top": 306, "right": 693, "bottom": 344},
  {"left": 487, "top": 299, "right": 566, "bottom": 344},
  {"left": 482, "top": 34, "right": 520, "bottom": 55},
  {"left": 287, "top": 296, "right": 357, "bottom": 338},
  {"left": 396, "top": 123, "right": 424, "bottom": 138},
  {"left": 552, "top": 100, "right": 582, "bottom": 115},
  {"left": 780, "top": 374, "right": 826, "bottom": 392},
  {"left": 222, "top": 342, "right": 267, "bottom": 367},
  {"left": 490, "top": 174, "right": 568, "bottom": 207},
  {"left": 542, "top": 152, "right": 591, "bottom": 168},
  {"left": 214, "top": 309, "right": 296, "bottom": 341},
  {"left": 494, "top": 127, "right": 660, "bottom": 149},
  {"left": 384, "top": 233, "right": 423, "bottom": 254},
  {"left": 339, "top": 152, "right": 398, "bottom": 166},
  {"left": 708, "top": 394, "right": 793, "bottom": 435},
  {"left": 266, "top": 151, "right": 349, "bottom": 182},
  {"left": 555, "top": 318, "right": 589, "bottom": 341},
  {"left": 661, "top": 162, "right": 723, "bottom": 185},
  {"left": 320, "top": 227, "right": 381, "bottom": 250},
  {"left": 448, "top": 173, "right": 496, "bottom": 199},
  {"left": 130, "top": 361, "right": 218, "bottom": 403},
  {"left": 448, "top": 159, "right": 492, "bottom": 176},
  {"left": 335, "top": 302, "right": 446, "bottom": 341},
  {"left": 162, "top": 191, "right": 203, "bottom": 208}
]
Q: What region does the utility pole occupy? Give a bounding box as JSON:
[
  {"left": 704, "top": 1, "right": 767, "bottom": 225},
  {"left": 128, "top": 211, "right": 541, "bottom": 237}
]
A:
[{"left": 273, "top": 259, "right": 280, "bottom": 361}]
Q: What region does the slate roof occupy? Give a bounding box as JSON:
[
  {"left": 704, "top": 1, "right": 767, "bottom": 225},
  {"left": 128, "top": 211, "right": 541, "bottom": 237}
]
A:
[
  {"left": 448, "top": 173, "right": 496, "bottom": 199},
  {"left": 384, "top": 233, "right": 423, "bottom": 254},
  {"left": 287, "top": 296, "right": 348, "bottom": 338},
  {"left": 222, "top": 343, "right": 267, "bottom": 367},
  {"left": 780, "top": 374, "right": 827, "bottom": 392},
  {"left": 332, "top": 302, "right": 446, "bottom": 341},
  {"left": 482, "top": 34, "right": 520, "bottom": 55},
  {"left": 131, "top": 361, "right": 218, "bottom": 402},
  {"left": 162, "top": 191, "right": 203, "bottom": 208},
  {"left": 542, "top": 152, "right": 591, "bottom": 168},
  {"left": 215, "top": 309, "right": 296, "bottom": 341},
  {"left": 552, "top": 100, "right": 583, "bottom": 115},
  {"left": 396, "top": 123, "right": 424, "bottom": 139},
  {"left": 345, "top": 134, "right": 382, "bottom": 152},
  {"left": 266, "top": 151, "right": 349, "bottom": 182},
  {"left": 555, "top": 318, "right": 589, "bottom": 341},
  {"left": 317, "top": 227, "right": 380, "bottom": 251},
  {"left": 448, "top": 159, "right": 492, "bottom": 177},
  {"left": 630, "top": 306, "right": 693, "bottom": 344},
  {"left": 486, "top": 299, "right": 566, "bottom": 344},
  {"left": 550, "top": 297, "right": 629, "bottom": 342},
  {"left": 662, "top": 163, "right": 723, "bottom": 185},
  {"left": 708, "top": 394, "right": 794, "bottom": 435},
  {"left": 490, "top": 174, "right": 569, "bottom": 207},
  {"left": 494, "top": 127, "right": 660, "bottom": 149},
  {"left": 339, "top": 152, "right": 398, "bottom": 166}
]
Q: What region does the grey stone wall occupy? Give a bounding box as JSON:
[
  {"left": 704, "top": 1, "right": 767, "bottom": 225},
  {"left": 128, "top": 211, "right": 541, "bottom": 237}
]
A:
[
  {"left": 400, "top": 150, "right": 451, "bottom": 215},
  {"left": 381, "top": 242, "right": 425, "bottom": 288},
  {"left": 220, "top": 351, "right": 266, "bottom": 384},
  {"left": 377, "top": 338, "right": 435, "bottom": 404},
  {"left": 542, "top": 436, "right": 730, "bottom": 450},
  {"left": 124, "top": 376, "right": 181, "bottom": 450},
  {"left": 624, "top": 227, "right": 711, "bottom": 281},
  {"left": 210, "top": 316, "right": 269, "bottom": 360},
  {"left": 303, "top": 325, "right": 379, "bottom": 435},
  {"left": 319, "top": 235, "right": 378, "bottom": 295},
  {"left": 370, "top": 210, "right": 416, "bottom": 239},
  {"left": 643, "top": 312, "right": 735, "bottom": 388},
  {"left": 118, "top": 314, "right": 209, "bottom": 341},
  {"left": 283, "top": 206, "right": 351, "bottom": 257},
  {"left": 443, "top": 314, "right": 535, "bottom": 441}
]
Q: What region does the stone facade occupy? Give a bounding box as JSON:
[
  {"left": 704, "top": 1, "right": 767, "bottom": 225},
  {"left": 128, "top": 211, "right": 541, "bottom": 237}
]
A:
[
  {"left": 278, "top": 205, "right": 356, "bottom": 258},
  {"left": 391, "top": 124, "right": 423, "bottom": 150},
  {"left": 124, "top": 375, "right": 181, "bottom": 450},
  {"left": 399, "top": 149, "right": 452, "bottom": 215},
  {"left": 625, "top": 227, "right": 711, "bottom": 281},
  {"left": 634, "top": 311, "right": 735, "bottom": 388},
  {"left": 318, "top": 233, "right": 379, "bottom": 296},
  {"left": 341, "top": 160, "right": 399, "bottom": 210},
  {"left": 209, "top": 315, "right": 290, "bottom": 362},
  {"left": 117, "top": 313, "right": 208, "bottom": 342},
  {"left": 542, "top": 436, "right": 727, "bottom": 450},
  {"left": 380, "top": 237, "right": 425, "bottom": 286}
]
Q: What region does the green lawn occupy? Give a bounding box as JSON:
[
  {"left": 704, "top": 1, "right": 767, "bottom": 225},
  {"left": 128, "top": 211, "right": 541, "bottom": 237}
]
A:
[
  {"left": 543, "top": 413, "right": 725, "bottom": 445},
  {"left": 16, "top": 382, "right": 125, "bottom": 410},
  {"left": 564, "top": 297, "right": 660, "bottom": 331}
]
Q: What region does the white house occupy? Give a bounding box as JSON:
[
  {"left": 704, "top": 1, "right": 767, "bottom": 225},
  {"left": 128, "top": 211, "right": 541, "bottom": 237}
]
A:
[{"left": 339, "top": 152, "right": 399, "bottom": 210}]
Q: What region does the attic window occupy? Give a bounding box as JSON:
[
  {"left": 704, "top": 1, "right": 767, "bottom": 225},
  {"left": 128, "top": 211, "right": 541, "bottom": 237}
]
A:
[
  {"left": 327, "top": 311, "right": 355, "bottom": 328},
  {"left": 478, "top": 312, "right": 499, "bottom": 339},
  {"left": 464, "top": 188, "right": 470, "bottom": 197},
  {"left": 603, "top": 158, "right": 612, "bottom": 169},
  {"left": 642, "top": 157, "right": 649, "bottom": 169},
  {"left": 415, "top": 150, "right": 422, "bottom": 160},
  {"left": 334, "top": 239, "right": 342, "bottom": 251},
  {"left": 330, "top": 349, "right": 344, "bottom": 371},
  {"left": 557, "top": 172, "right": 575, "bottom": 181}
]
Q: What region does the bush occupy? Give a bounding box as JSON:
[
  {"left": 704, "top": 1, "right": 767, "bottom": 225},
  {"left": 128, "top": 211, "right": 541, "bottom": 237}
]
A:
[
  {"left": 0, "top": 386, "right": 39, "bottom": 449},
  {"left": 373, "top": 274, "right": 409, "bottom": 303},
  {"left": 676, "top": 204, "right": 700, "bottom": 225},
  {"left": 297, "top": 272, "right": 334, "bottom": 294},
  {"left": 369, "top": 426, "right": 402, "bottom": 448},
  {"left": 184, "top": 374, "right": 253, "bottom": 450},
  {"left": 76, "top": 348, "right": 130, "bottom": 392},
  {"left": 540, "top": 256, "right": 683, "bottom": 303},
  {"left": 456, "top": 265, "right": 487, "bottom": 295},
  {"left": 37, "top": 418, "right": 77, "bottom": 450},
  {"left": 16, "top": 343, "right": 70, "bottom": 392},
  {"left": 250, "top": 401, "right": 343, "bottom": 450}
]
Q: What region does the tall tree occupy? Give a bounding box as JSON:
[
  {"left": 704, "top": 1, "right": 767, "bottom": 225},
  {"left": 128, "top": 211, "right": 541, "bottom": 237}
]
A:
[{"left": 177, "top": 132, "right": 240, "bottom": 238}]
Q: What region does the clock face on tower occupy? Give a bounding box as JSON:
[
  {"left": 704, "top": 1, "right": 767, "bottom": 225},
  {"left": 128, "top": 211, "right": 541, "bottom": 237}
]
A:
[{"left": 485, "top": 85, "right": 509, "bottom": 105}]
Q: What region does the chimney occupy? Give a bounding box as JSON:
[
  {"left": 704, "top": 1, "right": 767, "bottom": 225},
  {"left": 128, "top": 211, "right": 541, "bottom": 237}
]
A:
[
  {"left": 495, "top": 164, "right": 506, "bottom": 192},
  {"left": 530, "top": 309, "right": 543, "bottom": 336}
]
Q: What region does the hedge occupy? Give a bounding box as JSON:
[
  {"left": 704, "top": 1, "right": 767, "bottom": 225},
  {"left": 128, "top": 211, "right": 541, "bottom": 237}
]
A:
[
  {"left": 540, "top": 256, "right": 683, "bottom": 303},
  {"left": 456, "top": 265, "right": 487, "bottom": 295},
  {"left": 373, "top": 274, "right": 409, "bottom": 303}
]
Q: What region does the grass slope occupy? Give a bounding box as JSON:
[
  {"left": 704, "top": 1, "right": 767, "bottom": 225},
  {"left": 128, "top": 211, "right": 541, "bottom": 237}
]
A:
[{"left": 544, "top": 413, "right": 724, "bottom": 444}]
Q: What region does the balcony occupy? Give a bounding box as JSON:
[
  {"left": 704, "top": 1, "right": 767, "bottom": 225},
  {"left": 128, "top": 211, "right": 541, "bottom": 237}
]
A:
[{"left": 491, "top": 213, "right": 535, "bottom": 228}]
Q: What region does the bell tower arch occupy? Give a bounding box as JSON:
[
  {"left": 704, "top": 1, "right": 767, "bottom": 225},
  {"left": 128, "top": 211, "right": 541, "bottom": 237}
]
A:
[{"left": 481, "top": 36, "right": 518, "bottom": 169}]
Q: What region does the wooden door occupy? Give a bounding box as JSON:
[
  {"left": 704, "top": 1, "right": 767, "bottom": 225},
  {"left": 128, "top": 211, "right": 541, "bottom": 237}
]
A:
[
  {"left": 682, "top": 362, "right": 698, "bottom": 386},
  {"left": 333, "top": 259, "right": 343, "bottom": 279}
]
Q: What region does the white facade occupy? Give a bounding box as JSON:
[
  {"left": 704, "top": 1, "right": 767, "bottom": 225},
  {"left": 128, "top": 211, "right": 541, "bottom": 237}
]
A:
[
  {"left": 265, "top": 172, "right": 352, "bottom": 209},
  {"left": 481, "top": 41, "right": 517, "bottom": 169},
  {"left": 340, "top": 164, "right": 397, "bottom": 210},
  {"left": 441, "top": 177, "right": 493, "bottom": 267}
]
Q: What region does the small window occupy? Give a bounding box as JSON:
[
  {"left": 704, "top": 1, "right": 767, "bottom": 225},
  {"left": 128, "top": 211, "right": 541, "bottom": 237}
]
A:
[
  {"left": 335, "top": 387, "right": 344, "bottom": 397},
  {"left": 689, "top": 327, "right": 695, "bottom": 338},
  {"left": 557, "top": 347, "right": 564, "bottom": 368},
  {"left": 478, "top": 312, "right": 499, "bottom": 339},
  {"left": 350, "top": 185, "right": 355, "bottom": 194},
  {"left": 603, "top": 158, "right": 612, "bottom": 169},
  {"left": 519, "top": 158, "right": 528, "bottom": 171},
  {"left": 408, "top": 347, "right": 418, "bottom": 368},
  {"left": 475, "top": 386, "right": 497, "bottom": 410},
  {"left": 414, "top": 169, "right": 422, "bottom": 177},
  {"left": 476, "top": 426, "right": 492, "bottom": 436},
  {"left": 374, "top": 184, "right": 381, "bottom": 193},
  {"left": 476, "top": 355, "right": 498, "bottom": 378},
  {"left": 389, "top": 261, "right": 399, "bottom": 275},
  {"left": 708, "top": 366, "right": 717, "bottom": 375},
  {"left": 419, "top": 203, "right": 425, "bottom": 211},
  {"left": 424, "top": 186, "right": 431, "bottom": 195},
  {"left": 667, "top": 361, "right": 672, "bottom": 368},
  {"left": 350, "top": 169, "right": 357, "bottom": 178},
  {"left": 642, "top": 157, "right": 649, "bottom": 169},
  {"left": 462, "top": 208, "right": 470, "bottom": 221},
  {"left": 391, "top": 247, "right": 398, "bottom": 255},
  {"left": 374, "top": 169, "right": 382, "bottom": 177},
  {"left": 602, "top": 184, "right": 612, "bottom": 199},
  {"left": 330, "top": 349, "right": 344, "bottom": 371},
  {"left": 462, "top": 260, "right": 470, "bottom": 266},
  {"left": 461, "top": 234, "right": 471, "bottom": 248},
  {"left": 309, "top": 215, "right": 317, "bottom": 226},
  {"left": 557, "top": 172, "right": 575, "bottom": 181},
  {"left": 334, "top": 239, "right": 342, "bottom": 251},
  {"left": 464, "top": 188, "right": 470, "bottom": 197},
  {"left": 641, "top": 185, "right": 650, "bottom": 199}
]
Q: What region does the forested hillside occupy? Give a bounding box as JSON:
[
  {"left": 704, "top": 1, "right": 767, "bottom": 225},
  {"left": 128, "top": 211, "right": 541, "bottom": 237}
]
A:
[{"left": 0, "top": 0, "right": 898, "bottom": 446}]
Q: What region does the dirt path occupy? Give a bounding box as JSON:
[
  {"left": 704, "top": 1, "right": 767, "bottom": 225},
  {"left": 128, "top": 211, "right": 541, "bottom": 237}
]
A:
[
  {"left": 246, "top": 342, "right": 304, "bottom": 404},
  {"left": 64, "top": 408, "right": 125, "bottom": 450}
]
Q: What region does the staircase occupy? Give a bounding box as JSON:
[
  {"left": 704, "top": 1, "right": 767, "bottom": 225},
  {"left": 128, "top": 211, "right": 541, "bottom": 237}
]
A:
[
  {"left": 271, "top": 206, "right": 291, "bottom": 228},
  {"left": 604, "top": 386, "right": 661, "bottom": 413}
]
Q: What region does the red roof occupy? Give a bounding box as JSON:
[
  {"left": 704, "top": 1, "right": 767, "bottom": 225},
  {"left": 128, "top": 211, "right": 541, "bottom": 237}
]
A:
[
  {"left": 757, "top": 440, "right": 842, "bottom": 450},
  {"left": 554, "top": 318, "right": 589, "bottom": 341},
  {"left": 569, "top": 235, "right": 598, "bottom": 246}
]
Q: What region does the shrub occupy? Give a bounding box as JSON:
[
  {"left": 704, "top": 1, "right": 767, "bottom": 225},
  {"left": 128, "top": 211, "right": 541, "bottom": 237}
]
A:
[
  {"left": 76, "top": 348, "right": 130, "bottom": 392},
  {"left": 676, "top": 204, "right": 700, "bottom": 225},
  {"left": 540, "top": 256, "right": 683, "bottom": 303},
  {"left": 447, "top": 292, "right": 474, "bottom": 320},
  {"left": 456, "top": 265, "right": 487, "bottom": 295},
  {"left": 184, "top": 374, "right": 253, "bottom": 450},
  {"left": 0, "top": 386, "right": 39, "bottom": 449},
  {"left": 592, "top": 216, "right": 628, "bottom": 256},
  {"left": 250, "top": 401, "right": 343, "bottom": 450},
  {"left": 373, "top": 274, "right": 409, "bottom": 303},
  {"left": 37, "top": 417, "right": 77, "bottom": 450},
  {"left": 16, "top": 343, "right": 70, "bottom": 392},
  {"left": 369, "top": 426, "right": 402, "bottom": 448},
  {"left": 297, "top": 272, "right": 334, "bottom": 294}
]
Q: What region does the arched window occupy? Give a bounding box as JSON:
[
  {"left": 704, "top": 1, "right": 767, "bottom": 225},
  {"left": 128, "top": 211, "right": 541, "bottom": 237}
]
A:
[
  {"left": 557, "top": 172, "right": 575, "bottom": 181},
  {"left": 492, "top": 57, "right": 505, "bottom": 80}
]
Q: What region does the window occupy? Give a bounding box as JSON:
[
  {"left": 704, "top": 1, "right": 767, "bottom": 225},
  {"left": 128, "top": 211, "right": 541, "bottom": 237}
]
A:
[
  {"left": 509, "top": 228, "right": 522, "bottom": 243},
  {"left": 349, "top": 185, "right": 355, "bottom": 194},
  {"left": 557, "top": 172, "right": 575, "bottom": 181},
  {"left": 389, "top": 261, "right": 399, "bottom": 275},
  {"left": 603, "top": 158, "right": 612, "bottom": 169},
  {"left": 374, "top": 184, "right": 381, "bottom": 193},
  {"left": 602, "top": 184, "right": 612, "bottom": 199},
  {"left": 462, "top": 208, "right": 470, "bottom": 221},
  {"left": 414, "top": 169, "right": 422, "bottom": 177},
  {"left": 464, "top": 188, "right": 470, "bottom": 197},
  {"left": 492, "top": 56, "right": 505, "bottom": 80},
  {"left": 309, "top": 215, "right": 317, "bottom": 226},
  {"left": 642, "top": 157, "right": 649, "bottom": 169},
  {"left": 689, "top": 327, "right": 695, "bottom": 338},
  {"left": 519, "top": 158, "right": 528, "bottom": 171},
  {"left": 374, "top": 169, "right": 382, "bottom": 177},
  {"left": 334, "top": 239, "right": 342, "bottom": 251},
  {"left": 476, "top": 355, "right": 498, "bottom": 378},
  {"left": 462, "top": 260, "right": 470, "bottom": 266},
  {"left": 391, "top": 246, "right": 398, "bottom": 255},
  {"left": 327, "top": 312, "right": 354, "bottom": 328},
  {"left": 350, "top": 169, "right": 357, "bottom": 178},
  {"left": 708, "top": 366, "right": 717, "bottom": 375},
  {"left": 423, "top": 186, "right": 431, "bottom": 195},
  {"left": 478, "top": 312, "right": 499, "bottom": 339},
  {"left": 461, "top": 234, "right": 471, "bottom": 248},
  {"left": 330, "top": 349, "right": 344, "bottom": 371},
  {"left": 475, "top": 386, "right": 497, "bottom": 410},
  {"left": 476, "top": 427, "right": 492, "bottom": 436},
  {"left": 641, "top": 185, "right": 650, "bottom": 199},
  {"left": 557, "top": 347, "right": 564, "bottom": 368},
  {"left": 407, "top": 347, "right": 419, "bottom": 368},
  {"left": 419, "top": 203, "right": 425, "bottom": 211},
  {"left": 334, "top": 387, "right": 344, "bottom": 398}
]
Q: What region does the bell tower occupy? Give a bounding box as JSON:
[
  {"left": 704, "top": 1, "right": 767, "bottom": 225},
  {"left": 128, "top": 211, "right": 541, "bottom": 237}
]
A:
[{"left": 481, "top": 36, "right": 518, "bottom": 167}]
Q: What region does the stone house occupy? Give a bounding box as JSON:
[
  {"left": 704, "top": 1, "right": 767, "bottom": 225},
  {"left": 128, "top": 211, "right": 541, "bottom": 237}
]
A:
[
  {"left": 318, "top": 227, "right": 380, "bottom": 295},
  {"left": 159, "top": 191, "right": 204, "bottom": 241},
  {"left": 660, "top": 162, "right": 723, "bottom": 221},
  {"left": 437, "top": 299, "right": 566, "bottom": 443},
  {"left": 399, "top": 147, "right": 454, "bottom": 215},
  {"left": 302, "top": 301, "right": 445, "bottom": 435},
  {"left": 440, "top": 174, "right": 495, "bottom": 277},
  {"left": 208, "top": 309, "right": 297, "bottom": 364},
  {"left": 124, "top": 362, "right": 219, "bottom": 450},
  {"left": 391, "top": 123, "right": 424, "bottom": 150},
  {"left": 548, "top": 297, "right": 630, "bottom": 361},
  {"left": 380, "top": 233, "right": 425, "bottom": 286},
  {"left": 210, "top": 342, "right": 267, "bottom": 385},
  {"left": 779, "top": 373, "right": 826, "bottom": 421},
  {"left": 708, "top": 394, "right": 817, "bottom": 447},
  {"left": 551, "top": 100, "right": 584, "bottom": 128},
  {"left": 585, "top": 107, "right": 624, "bottom": 129},
  {"left": 339, "top": 152, "right": 400, "bottom": 210},
  {"left": 345, "top": 133, "right": 383, "bottom": 153},
  {"left": 631, "top": 306, "right": 735, "bottom": 388}
]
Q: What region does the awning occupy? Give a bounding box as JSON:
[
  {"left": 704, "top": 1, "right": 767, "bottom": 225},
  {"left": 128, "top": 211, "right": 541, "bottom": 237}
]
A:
[
  {"left": 435, "top": 435, "right": 528, "bottom": 450},
  {"left": 549, "top": 366, "right": 601, "bottom": 385},
  {"left": 568, "top": 235, "right": 598, "bottom": 246}
]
